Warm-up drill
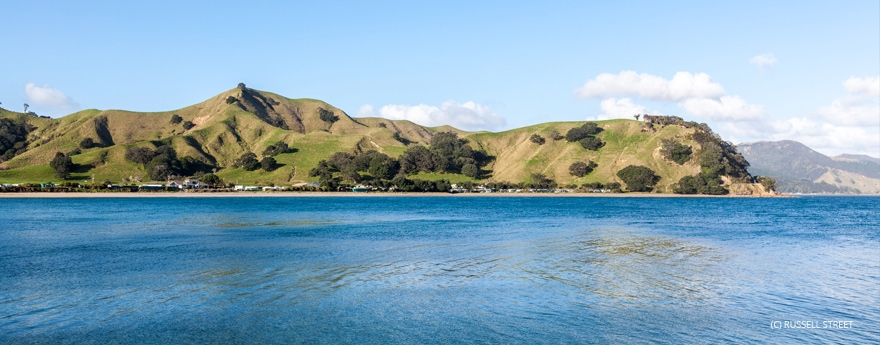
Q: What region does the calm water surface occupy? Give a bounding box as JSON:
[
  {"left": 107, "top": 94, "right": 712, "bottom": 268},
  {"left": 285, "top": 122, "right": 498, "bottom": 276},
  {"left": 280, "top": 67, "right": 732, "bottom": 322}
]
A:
[{"left": 1, "top": 196, "right": 878, "bottom": 344}]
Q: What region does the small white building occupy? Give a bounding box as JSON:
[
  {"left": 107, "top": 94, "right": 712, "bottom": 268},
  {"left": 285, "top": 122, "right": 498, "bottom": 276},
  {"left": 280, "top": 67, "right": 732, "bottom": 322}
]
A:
[{"left": 234, "top": 185, "right": 260, "bottom": 191}]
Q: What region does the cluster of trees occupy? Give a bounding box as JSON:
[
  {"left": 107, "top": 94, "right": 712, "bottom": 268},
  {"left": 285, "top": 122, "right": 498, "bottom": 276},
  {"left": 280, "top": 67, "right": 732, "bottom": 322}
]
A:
[
  {"left": 565, "top": 122, "right": 604, "bottom": 150},
  {"left": 310, "top": 150, "right": 400, "bottom": 188},
  {"left": 125, "top": 144, "right": 214, "bottom": 181},
  {"left": 0, "top": 118, "right": 33, "bottom": 162},
  {"left": 233, "top": 152, "right": 276, "bottom": 171},
  {"left": 580, "top": 181, "right": 622, "bottom": 192},
  {"left": 660, "top": 139, "right": 692, "bottom": 165},
  {"left": 673, "top": 129, "right": 751, "bottom": 195},
  {"left": 398, "top": 132, "right": 491, "bottom": 178},
  {"left": 232, "top": 141, "right": 290, "bottom": 172},
  {"left": 308, "top": 132, "right": 491, "bottom": 190},
  {"left": 757, "top": 176, "right": 777, "bottom": 192},
  {"left": 616, "top": 165, "right": 659, "bottom": 192},
  {"left": 672, "top": 174, "right": 727, "bottom": 195},
  {"left": 569, "top": 161, "right": 597, "bottom": 177}
]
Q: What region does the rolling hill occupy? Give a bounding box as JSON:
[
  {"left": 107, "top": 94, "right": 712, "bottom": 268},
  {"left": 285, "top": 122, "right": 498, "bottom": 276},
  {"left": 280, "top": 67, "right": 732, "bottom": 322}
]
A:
[{"left": 1, "top": 85, "right": 770, "bottom": 194}]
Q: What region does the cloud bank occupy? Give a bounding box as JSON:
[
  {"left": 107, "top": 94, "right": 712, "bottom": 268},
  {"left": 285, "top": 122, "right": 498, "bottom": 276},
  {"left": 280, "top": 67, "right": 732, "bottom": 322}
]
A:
[
  {"left": 357, "top": 101, "right": 506, "bottom": 131},
  {"left": 575, "top": 70, "right": 762, "bottom": 121},
  {"left": 575, "top": 71, "right": 724, "bottom": 101},
  {"left": 24, "top": 83, "right": 79, "bottom": 114}
]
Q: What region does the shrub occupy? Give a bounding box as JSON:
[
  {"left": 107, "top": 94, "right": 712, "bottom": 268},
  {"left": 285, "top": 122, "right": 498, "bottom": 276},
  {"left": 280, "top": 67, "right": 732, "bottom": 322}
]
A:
[
  {"left": 569, "top": 161, "right": 597, "bottom": 177},
  {"left": 578, "top": 136, "right": 604, "bottom": 150},
  {"left": 660, "top": 139, "right": 692, "bottom": 165},
  {"left": 182, "top": 121, "right": 196, "bottom": 130},
  {"left": 616, "top": 165, "right": 659, "bottom": 192},
  {"left": 170, "top": 114, "right": 183, "bottom": 124},
  {"left": 225, "top": 96, "right": 238, "bottom": 104},
  {"left": 529, "top": 134, "right": 545, "bottom": 145},
  {"left": 79, "top": 137, "right": 95, "bottom": 149},
  {"left": 548, "top": 130, "right": 563, "bottom": 141},
  {"left": 262, "top": 141, "right": 289, "bottom": 157},
  {"left": 319, "top": 108, "right": 339, "bottom": 124}
]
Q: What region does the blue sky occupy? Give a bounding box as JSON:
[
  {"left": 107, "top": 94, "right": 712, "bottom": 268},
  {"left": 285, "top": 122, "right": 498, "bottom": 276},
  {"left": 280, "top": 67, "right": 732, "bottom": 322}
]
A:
[{"left": 4, "top": 1, "right": 879, "bottom": 156}]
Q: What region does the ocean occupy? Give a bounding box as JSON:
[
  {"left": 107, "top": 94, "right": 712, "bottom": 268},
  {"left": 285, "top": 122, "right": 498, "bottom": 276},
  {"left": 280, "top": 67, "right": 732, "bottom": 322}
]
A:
[{"left": 1, "top": 196, "right": 877, "bottom": 344}]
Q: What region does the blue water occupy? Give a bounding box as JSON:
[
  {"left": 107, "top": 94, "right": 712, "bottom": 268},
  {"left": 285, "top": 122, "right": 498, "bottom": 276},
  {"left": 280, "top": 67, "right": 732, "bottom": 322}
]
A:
[{"left": 1, "top": 196, "right": 878, "bottom": 344}]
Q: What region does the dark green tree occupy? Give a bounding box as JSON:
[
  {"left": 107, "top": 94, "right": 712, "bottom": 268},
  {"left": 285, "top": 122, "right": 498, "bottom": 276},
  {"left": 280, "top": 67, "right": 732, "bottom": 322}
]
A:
[
  {"left": 461, "top": 163, "right": 479, "bottom": 178},
  {"left": 578, "top": 136, "right": 604, "bottom": 150},
  {"left": 319, "top": 108, "right": 339, "bottom": 124},
  {"left": 170, "top": 114, "right": 183, "bottom": 124},
  {"left": 616, "top": 165, "right": 659, "bottom": 192},
  {"left": 261, "top": 157, "right": 277, "bottom": 171},
  {"left": 182, "top": 121, "right": 196, "bottom": 130},
  {"left": 200, "top": 173, "right": 222, "bottom": 186},
  {"left": 79, "top": 137, "right": 95, "bottom": 149},
  {"left": 49, "top": 152, "right": 73, "bottom": 179}
]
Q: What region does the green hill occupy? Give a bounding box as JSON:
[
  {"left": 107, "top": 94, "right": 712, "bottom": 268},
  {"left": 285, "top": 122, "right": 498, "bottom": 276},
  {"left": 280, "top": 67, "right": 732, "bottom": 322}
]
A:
[{"left": 0, "top": 85, "right": 769, "bottom": 194}]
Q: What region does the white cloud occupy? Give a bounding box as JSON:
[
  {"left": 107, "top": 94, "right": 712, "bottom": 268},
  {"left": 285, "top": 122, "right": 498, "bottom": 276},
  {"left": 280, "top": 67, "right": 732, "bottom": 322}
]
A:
[
  {"left": 575, "top": 71, "right": 764, "bottom": 122},
  {"left": 749, "top": 53, "right": 777, "bottom": 70},
  {"left": 818, "top": 76, "right": 880, "bottom": 127},
  {"left": 24, "top": 82, "right": 79, "bottom": 113},
  {"left": 843, "top": 76, "right": 879, "bottom": 96},
  {"left": 817, "top": 97, "right": 879, "bottom": 127},
  {"left": 356, "top": 104, "right": 375, "bottom": 117},
  {"left": 360, "top": 101, "right": 506, "bottom": 131},
  {"left": 575, "top": 71, "right": 725, "bottom": 101},
  {"left": 597, "top": 98, "right": 659, "bottom": 120},
  {"left": 678, "top": 95, "right": 765, "bottom": 121}
]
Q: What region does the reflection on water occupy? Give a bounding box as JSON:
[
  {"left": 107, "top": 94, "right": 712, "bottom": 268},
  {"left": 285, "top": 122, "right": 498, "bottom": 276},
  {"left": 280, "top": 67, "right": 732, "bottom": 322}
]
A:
[{"left": 0, "top": 196, "right": 878, "bottom": 344}]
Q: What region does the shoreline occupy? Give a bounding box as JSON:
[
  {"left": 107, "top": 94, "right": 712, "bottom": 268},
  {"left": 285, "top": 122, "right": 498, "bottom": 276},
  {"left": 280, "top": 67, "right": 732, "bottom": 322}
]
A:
[{"left": 0, "top": 191, "right": 795, "bottom": 198}]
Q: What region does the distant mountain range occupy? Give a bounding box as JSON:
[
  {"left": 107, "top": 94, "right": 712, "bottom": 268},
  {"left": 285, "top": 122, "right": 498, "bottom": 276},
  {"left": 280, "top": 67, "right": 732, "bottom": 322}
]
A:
[{"left": 739, "top": 140, "right": 880, "bottom": 194}]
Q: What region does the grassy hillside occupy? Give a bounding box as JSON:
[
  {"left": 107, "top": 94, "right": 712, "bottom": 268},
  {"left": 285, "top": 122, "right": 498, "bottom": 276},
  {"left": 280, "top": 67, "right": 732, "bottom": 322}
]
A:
[
  {"left": 1, "top": 86, "right": 762, "bottom": 194},
  {"left": 467, "top": 120, "right": 701, "bottom": 191}
]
